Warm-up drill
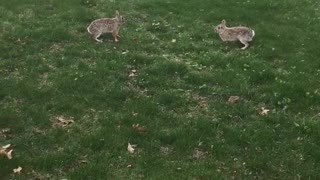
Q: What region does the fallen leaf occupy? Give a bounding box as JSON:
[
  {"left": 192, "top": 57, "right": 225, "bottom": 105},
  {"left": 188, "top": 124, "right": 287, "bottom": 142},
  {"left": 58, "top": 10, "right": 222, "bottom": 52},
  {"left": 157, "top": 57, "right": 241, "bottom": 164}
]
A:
[
  {"left": 80, "top": 160, "right": 87, "bottom": 164},
  {"left": 132, "top": 124, "right": 147, "bottom": 134},
  {"left": 57, "top": 116, "right": 74, "bottom": 124},
  {"left": 192, "top": 148, "right": 208, "bottom": 160},
  {"left": 121, "top": 50, "right": 129, "bottom": 55},
  {"left": 13, "top": 166, "right": 22, "bottom": 174},
  {"left": 6, "top": 149, "right": 13, "bottom": 159},
  {"left": 127, "top": 143, "right": 135, "bottom": 154},
  {"left": 53, "top": 116, "right": 75, "bottom": 127},
  {"left": 228, "top": 96, "right": 240, "bottom": 104},
  {"left": 0, "top": 144, "right": 13, "bottom": 159},
  {"left": 259, "top": 107, "right": 270, "bottom": 116},
  {"left": 0, "top": 128, "right": 13, "bottom": 138},
  {"left": 160, "top": 146, "right": 174, "bottom": 156},
  {"left": 2, "top": 144, "right": 11, "bottom": 149},
  {"left": 128, "top": 69, "right": 137, "bottom": 77},
  {"left": 79, "top": 154, "right": 88, "bottom": 163},
  {"left": 152, "top": 22, "right": 160, "bottom": 26},
  {"left": 198, "top": 100, "right": 208, "bottom": 108}
]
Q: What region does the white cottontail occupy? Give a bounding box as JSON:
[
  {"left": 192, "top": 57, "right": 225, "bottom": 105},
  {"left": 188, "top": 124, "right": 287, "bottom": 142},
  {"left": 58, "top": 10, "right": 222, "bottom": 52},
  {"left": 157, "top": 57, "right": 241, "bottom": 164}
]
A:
[
  {"left": 87, "top": 10, "right": 125, "bottom": 42},
  {"left": 214, "top": 20, "right": 255, "bottom": 50}
]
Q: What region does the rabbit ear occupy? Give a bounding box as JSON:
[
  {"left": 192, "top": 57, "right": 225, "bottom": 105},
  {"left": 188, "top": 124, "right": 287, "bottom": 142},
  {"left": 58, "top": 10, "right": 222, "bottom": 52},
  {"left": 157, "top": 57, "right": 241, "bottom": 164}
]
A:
[
  {"left": 221, "top": 20, "right": 226, "bottom": 25},
  {"left": 115, "top": 10, "right": 120, "bottom": 16}
]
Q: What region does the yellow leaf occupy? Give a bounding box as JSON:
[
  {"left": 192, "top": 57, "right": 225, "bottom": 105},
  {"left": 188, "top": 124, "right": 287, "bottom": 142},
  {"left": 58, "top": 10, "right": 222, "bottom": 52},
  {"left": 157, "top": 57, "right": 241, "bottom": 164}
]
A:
[
  {"left": 13, "top": 166, "right": 22, "bottom": 174},
  {"left": 127, "top": 143, "right": 135, "bottom": 154},
  {"left": 259, "top": 107, "right": 270, "bottom": 116}
]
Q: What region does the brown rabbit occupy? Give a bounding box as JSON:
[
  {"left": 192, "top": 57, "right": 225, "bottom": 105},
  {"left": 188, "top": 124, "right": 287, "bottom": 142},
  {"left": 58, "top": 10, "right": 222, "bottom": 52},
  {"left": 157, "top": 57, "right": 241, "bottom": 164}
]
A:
[
  {"left": 214, "top": 20, "right": 255, "bottom": 50},
  {"left": 87, "top": 10, "right": 125, "bottom": 42}
]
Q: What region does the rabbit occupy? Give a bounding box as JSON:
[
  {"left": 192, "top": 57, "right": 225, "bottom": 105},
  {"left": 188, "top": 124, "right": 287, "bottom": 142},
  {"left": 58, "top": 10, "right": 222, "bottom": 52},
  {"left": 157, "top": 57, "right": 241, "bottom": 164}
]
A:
[
  {"left": 87, "top": 10, "right": 125, "bottom": 43},
  {"left": 214, "top": 20, "right": 255, "bottom": 50}
]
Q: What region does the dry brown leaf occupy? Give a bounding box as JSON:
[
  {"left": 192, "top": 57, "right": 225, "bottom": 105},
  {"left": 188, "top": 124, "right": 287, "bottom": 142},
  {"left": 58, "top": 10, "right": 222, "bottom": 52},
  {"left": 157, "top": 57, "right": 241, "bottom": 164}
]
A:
[
  {"left": 0, "top": 144, "right": 13, "bottom": 159},
  {"left": 49, "top": 43, "right": 64, "bottom": 53},
  {"left": 228, "top": 96, "right": 240, "bottom": 104},
  {"left": 132, "top": 124, "right": 147, "bottom": 134},
  {"left": 6, "top": 149, "right": 13, "bottom": 159},
  {"left": 192, "top": 148, "right": 208, "bottom": 160},
  {"left": 0, "top": 128, "right": 12, "bottom": 138},
  {"left": 13, "top": 166, "right": 22, "bottom": 174},
  {"left": 198, "top": 100, "right": 208, "bottom": 108},
  {"left": 0, "top": 150, "right": 7, "bottom": 157},
  {"left": 53, "top": 116, "right": 75, "bottom": 127},
  {"left": 128, "top": 69, "right": 137, "bottom": 77},
  {"left": 127, "top": 143, "right": 135, "bottom": 154},
  {"left": 160, "top": 146, "right": 174, "bottom": 156},
  {"left": 2, "top": 144, "right": 11, "bottom": 149},
  {"left": 259, "top": 107, "right": 270, "bottom": 116}
]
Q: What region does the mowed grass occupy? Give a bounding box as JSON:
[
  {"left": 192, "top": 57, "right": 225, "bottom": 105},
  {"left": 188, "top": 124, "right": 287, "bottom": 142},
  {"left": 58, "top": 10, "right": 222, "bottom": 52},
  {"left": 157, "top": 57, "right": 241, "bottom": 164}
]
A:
[{"left": 1, "top": 0, "right": 320, "bottom": 179}]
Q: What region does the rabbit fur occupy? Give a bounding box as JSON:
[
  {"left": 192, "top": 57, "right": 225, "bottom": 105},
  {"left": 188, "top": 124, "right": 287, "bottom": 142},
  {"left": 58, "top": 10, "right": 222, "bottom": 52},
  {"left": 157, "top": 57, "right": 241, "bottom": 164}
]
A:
[
  {"left": 87, "top": 10, "right": 125, "bottom": 42},
  {"left": 214, "top": 20, "right": 255, "bottom": 50}
]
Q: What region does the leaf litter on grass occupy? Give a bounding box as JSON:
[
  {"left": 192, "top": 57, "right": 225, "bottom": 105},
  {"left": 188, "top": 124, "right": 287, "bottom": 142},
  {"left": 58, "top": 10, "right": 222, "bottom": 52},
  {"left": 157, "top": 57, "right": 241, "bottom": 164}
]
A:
[
  {"left": 52, "top": 115, "right": 75, "bottom": 128},
  {"left": 0, "top": 128, "right": 13, "bottom": 138},
  {"left": 160, "top": 146, "right": 174, "bottom": 156},
  {"left": 13, "top": 166, "right": 22, "bottom": 174},
  {"left": 128, "top": 69, "right": 137, "bottom": 77},
  {"left": 2, "top": 0, "right": 320, "bottom": 178},
  {"left": 0, "top": 144, "right": 13, "bottom": 159},
  {"left": 127, "top": 143, "right": 136, "bottom": 154},
  {"left": 191, "top": 148, "right": 208, "bottom": 160},
  {"left": 228, "top": 96, "right": 240, "bottom": 104},
  {"left": 132, "top": 124, "right": 147, "bottom": 135},
  {"left": 259, "top": 107, "right": 270, "bottom": 116}
]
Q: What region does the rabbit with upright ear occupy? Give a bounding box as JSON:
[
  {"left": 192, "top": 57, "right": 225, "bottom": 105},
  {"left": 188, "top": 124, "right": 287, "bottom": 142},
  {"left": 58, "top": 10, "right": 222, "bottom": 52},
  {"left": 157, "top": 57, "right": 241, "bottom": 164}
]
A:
[
  {"left": 87, "top": 10, "right": 125, "bottom": 42},
  {"left": 214, "top": 20, "right": 255, "bottom": 50}
]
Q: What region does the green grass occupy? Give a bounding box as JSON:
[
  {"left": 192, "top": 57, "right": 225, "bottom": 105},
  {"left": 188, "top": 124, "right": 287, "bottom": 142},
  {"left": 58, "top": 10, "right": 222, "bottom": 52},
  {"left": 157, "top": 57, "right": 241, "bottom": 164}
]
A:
[{"left": 1, "top": 0, "right": 320, "bottom": 179}]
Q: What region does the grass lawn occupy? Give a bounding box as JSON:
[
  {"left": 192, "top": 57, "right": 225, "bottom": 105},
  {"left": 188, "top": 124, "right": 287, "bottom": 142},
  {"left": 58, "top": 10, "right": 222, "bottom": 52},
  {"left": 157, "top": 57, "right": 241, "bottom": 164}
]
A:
[{"left": 1, "top": 0, "right": 320, "bottom": 179}]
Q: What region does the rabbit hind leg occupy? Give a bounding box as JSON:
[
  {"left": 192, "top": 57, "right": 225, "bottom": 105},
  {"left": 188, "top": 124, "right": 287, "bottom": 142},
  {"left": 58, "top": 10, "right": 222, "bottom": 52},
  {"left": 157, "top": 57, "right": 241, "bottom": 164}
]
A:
[
  {"left": 239, "top": 38, "right": 249, "bottom": 50},
  {"left": 93, "top": 33, "right": 103, "bottom": 43}
]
